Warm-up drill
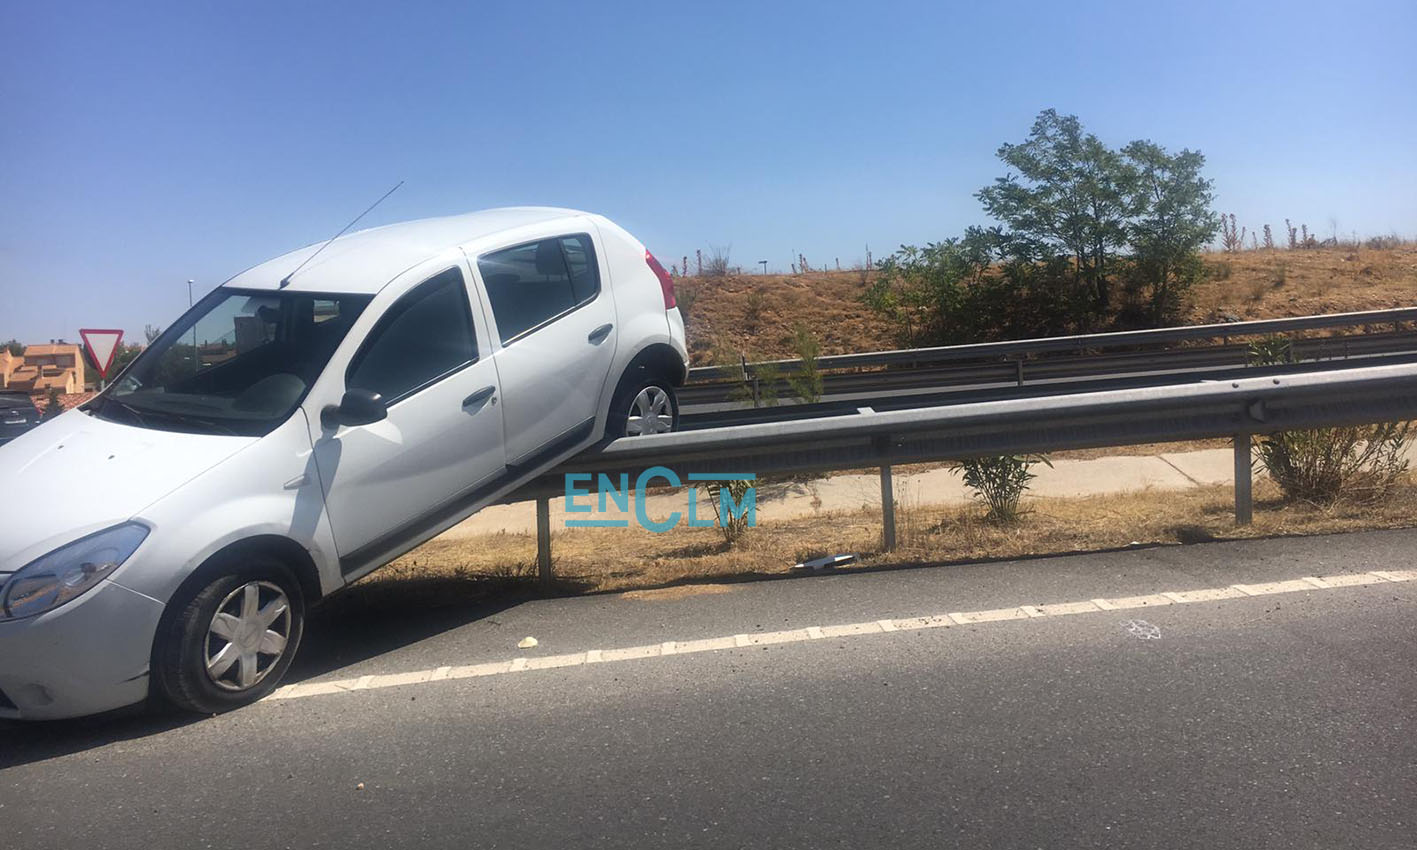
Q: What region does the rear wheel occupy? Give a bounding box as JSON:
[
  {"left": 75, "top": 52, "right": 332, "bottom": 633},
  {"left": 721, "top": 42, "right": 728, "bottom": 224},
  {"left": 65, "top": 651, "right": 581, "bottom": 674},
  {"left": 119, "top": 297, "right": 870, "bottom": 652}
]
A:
[
  {"left": 607, "top": 369, "right": 679, "bottom": 438},
  {"left": 153, "top": 555, "right": 304, "bottom": 714}
]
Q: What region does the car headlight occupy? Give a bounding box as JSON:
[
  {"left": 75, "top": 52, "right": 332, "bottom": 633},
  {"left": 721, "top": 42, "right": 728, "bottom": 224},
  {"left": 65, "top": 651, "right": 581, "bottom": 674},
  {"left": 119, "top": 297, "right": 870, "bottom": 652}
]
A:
[{"left": 1, "top": 523, "right": 149, "bottom": 620}]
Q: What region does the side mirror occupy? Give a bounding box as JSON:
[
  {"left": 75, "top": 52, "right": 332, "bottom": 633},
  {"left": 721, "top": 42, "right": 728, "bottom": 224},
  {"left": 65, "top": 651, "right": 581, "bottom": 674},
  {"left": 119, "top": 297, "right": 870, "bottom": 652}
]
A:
[{"left": 320, "top": 388, "right": 387, "bottom": 430}]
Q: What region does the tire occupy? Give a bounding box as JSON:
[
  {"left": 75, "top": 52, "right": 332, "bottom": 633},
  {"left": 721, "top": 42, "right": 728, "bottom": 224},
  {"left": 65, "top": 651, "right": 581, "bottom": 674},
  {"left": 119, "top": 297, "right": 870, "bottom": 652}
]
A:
[
  {"left": 607, "top": 367, "right": 679, "bottom": 439},
  {"left": 152, "top": 554, "right": 305, "bottom": 715}
]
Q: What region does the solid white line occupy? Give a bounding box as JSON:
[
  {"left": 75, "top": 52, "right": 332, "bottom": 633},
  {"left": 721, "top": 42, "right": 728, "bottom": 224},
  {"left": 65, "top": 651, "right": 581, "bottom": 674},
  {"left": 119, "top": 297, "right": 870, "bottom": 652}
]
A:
[{"left": 263, "top": 570, "right": 1414, "bottom": 704}]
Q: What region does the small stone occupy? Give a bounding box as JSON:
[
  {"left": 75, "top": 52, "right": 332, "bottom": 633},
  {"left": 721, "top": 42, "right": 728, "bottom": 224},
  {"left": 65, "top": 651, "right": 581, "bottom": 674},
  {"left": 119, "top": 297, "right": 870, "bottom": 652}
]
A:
[
  {"left": 356, "top": 782, "right": 365, "bottom": 791},
  {"left": 517, "top": 636, "right": 539, "bottom": 649}
]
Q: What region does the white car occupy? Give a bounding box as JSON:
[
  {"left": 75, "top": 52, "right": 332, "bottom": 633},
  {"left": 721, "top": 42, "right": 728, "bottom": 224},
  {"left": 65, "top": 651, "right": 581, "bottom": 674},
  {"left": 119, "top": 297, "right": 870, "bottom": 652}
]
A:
[{"left": 0, "top": 207, "right": 688, "bottom": 719}]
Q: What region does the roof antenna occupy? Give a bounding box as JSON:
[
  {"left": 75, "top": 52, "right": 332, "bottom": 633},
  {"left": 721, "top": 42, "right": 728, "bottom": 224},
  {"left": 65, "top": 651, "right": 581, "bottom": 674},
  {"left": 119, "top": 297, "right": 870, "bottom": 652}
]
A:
[{"left": 280, "top": 180, "right": 404, "bottom": 288}]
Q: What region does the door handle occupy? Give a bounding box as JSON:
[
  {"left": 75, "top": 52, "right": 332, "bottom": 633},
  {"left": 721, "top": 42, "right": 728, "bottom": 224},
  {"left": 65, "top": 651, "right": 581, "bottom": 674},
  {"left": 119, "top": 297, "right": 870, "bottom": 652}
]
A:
[
  {"left": 463, "top": 385, "right": 497, "bottom": 410},
  {"left": 588, "top": 323, "right": 613, "bottom": 345}
]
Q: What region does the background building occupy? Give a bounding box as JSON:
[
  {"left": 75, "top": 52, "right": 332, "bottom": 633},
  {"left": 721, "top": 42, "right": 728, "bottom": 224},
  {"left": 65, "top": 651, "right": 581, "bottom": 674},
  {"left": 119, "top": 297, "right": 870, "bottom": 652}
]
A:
[{"left": 1, "top": 342, "right": 86, "bottom": 394}]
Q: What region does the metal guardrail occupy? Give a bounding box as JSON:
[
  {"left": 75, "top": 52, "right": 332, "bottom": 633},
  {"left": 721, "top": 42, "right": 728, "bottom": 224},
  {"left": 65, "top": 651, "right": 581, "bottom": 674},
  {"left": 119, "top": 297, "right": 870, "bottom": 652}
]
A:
[
  {"left": 679, "top": 332, "right": 1417, "bottom": 419},
  {"left": 680, "top": 349, "right": 1417, "bottom": 430},
  {"left": 685, "top": 306, "right": 1417, "bottom": 382},
  {"left": 508, "top": 361, "right": 1417, "bottom": 582}
]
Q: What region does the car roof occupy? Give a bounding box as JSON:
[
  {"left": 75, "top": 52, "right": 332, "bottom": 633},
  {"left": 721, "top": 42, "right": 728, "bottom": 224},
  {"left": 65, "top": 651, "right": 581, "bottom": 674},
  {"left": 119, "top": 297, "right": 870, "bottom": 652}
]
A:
[{"left": 222, "top": 206, "right": 592, "bottom": 295}]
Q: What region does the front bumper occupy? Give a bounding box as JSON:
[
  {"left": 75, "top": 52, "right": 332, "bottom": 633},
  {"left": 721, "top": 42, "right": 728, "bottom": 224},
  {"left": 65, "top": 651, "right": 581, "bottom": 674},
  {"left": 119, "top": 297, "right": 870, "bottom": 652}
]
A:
[{"left": 0, "top": 579, "right": 165, "bottom": 720}]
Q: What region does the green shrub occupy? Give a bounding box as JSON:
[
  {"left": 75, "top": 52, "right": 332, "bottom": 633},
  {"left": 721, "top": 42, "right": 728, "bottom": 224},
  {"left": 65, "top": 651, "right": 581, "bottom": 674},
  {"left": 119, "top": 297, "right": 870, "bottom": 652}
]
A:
[
  {"left": 1249, "top": 337, "right": 1412, "bottom": 503},
  {"left": 1256, "top": 424, "right": 1410, "bottom": 504},
  {"left": 705, "top": 479, "right": 753, "bottom": 544},
  {"left": 954, "top": 454, "right": 1050, "bottom": 523},
  {"left": 744, "top": 290, "right": 767, "bottom": 331}
]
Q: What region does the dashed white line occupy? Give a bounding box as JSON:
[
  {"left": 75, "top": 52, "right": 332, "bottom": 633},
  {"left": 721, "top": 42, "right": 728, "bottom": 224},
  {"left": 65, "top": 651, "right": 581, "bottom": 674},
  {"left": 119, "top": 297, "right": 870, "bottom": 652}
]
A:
[{"left": 263, "top": 570, "right": 1414, "bottom": 704}]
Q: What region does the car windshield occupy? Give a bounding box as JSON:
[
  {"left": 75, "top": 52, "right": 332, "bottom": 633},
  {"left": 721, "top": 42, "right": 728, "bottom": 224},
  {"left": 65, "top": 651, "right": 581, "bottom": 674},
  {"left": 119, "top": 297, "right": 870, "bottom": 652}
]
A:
[{"left": 91, "top": 288, "right": 371, "bottom": 436}]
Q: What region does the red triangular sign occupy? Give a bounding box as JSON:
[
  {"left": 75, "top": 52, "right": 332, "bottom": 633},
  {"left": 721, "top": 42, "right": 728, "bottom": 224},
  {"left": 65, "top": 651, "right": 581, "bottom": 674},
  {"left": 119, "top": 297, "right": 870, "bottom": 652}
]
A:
[{"left": 80, "top": 328, "right": 125, "bottom": 379}]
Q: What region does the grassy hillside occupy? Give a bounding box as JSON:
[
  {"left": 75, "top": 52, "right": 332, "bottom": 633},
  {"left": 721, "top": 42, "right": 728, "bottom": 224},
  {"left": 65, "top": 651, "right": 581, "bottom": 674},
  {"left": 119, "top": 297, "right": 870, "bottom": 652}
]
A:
[{"left": 677, "top": 245, "right": 1417, "bottom": 363}]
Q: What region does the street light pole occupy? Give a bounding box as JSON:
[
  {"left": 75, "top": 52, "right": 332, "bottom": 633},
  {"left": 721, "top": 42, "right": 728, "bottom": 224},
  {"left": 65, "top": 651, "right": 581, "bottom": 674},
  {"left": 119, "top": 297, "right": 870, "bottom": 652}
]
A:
[{"left": 759, "top": 260, "right": 768, "bottom": 275}]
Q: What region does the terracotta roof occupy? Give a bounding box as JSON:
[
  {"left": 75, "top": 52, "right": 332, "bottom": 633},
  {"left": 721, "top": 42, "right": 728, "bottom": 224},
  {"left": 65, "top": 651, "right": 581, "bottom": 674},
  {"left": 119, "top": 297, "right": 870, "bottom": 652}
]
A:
[{"left": 32, "top": 391, "right": 96, "bottom": 412}]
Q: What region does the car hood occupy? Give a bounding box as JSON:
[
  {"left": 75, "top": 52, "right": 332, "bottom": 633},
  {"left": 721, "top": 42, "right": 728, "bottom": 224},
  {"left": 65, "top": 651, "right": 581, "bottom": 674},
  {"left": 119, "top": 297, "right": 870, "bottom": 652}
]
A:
[{"left": 0, "top": 409, "right": 257, "bottom": 569}]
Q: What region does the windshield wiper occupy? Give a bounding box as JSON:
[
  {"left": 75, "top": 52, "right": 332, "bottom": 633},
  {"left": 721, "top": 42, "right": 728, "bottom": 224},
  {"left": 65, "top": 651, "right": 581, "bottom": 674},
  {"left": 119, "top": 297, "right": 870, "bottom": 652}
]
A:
[
  {"left": 140, "top": 408, "right": 241, "bottom": 436},
  {"left": 97, "top": 396, "right": 239, "bottom": 436},
  {"left": 94, "top": 395, "right": 151, "bottom": 428}
]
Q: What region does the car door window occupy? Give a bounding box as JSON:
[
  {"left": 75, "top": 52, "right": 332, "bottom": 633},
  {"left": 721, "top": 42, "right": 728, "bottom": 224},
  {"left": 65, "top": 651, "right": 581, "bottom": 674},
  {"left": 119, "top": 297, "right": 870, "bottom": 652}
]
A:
[
  {"left": 559, "top": 234, "right": 600, "bottom": 304},
  {"left": 346, "top": 268, "right": 476, "bottom": 404},
  {"left": 478, "top": 234, "right": 599, "bottom": 345}
]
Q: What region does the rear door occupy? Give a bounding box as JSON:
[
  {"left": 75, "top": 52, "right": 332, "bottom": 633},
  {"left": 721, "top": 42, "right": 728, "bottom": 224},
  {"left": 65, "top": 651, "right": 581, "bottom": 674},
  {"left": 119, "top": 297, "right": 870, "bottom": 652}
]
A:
[
  {"left": 470, "top": 232, "right": 617, "bottom": 466},
  {"left": 311, "top": 264, "right": 505, "bottom": 566}
]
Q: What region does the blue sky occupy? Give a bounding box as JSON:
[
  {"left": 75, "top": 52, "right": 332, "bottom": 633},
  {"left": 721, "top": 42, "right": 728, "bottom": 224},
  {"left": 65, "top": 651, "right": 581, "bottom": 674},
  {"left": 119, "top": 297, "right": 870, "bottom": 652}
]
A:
[{"left": 2, "top": 0, "right": 1414, "bottom": 343}]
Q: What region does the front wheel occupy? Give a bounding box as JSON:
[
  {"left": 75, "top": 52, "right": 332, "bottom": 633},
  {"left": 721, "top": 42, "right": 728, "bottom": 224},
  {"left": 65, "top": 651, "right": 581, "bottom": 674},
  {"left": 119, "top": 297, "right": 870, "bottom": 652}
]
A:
[
  {"left": 607, "top": 371, "right": 679, "bottom": 438},
  {"left": 152, "top": 556, "right": 305, "bottom": 714}
]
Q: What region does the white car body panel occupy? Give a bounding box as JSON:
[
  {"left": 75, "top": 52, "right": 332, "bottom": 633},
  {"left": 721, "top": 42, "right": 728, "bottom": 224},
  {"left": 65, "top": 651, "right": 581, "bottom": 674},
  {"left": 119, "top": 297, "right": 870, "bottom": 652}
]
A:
[{"left": 0, "top": 410, "right": 255, "bottom": 570}]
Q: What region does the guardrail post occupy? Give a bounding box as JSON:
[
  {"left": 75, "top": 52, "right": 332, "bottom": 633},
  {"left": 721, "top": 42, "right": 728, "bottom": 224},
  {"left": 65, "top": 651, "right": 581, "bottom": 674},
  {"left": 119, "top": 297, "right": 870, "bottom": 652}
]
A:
[
  {"left": 1014, "top": 357, "right": 1025, "bottom": 386},
  {"left": 880, "top": 463, "right": 897, "bottom": 551},
  {"left": 1233, "top": 433, "right": 1253, "bottom": 526},
  {"left": 536, "top": 496, "right": 553, "bottom": 586}
]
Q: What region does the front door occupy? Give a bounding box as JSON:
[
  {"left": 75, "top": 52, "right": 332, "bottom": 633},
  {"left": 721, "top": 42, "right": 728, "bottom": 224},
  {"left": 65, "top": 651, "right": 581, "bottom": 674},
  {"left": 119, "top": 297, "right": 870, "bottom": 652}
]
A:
[
  {"left": 471, "top": 232, "right": 617, "bottom": 466},
  {"left": 311, "top": 265, "right": 504, "bottom": 565}
]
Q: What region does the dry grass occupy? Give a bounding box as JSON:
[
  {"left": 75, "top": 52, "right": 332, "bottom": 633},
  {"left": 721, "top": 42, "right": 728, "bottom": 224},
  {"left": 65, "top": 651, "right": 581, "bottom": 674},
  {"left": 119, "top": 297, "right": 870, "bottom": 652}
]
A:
[
  {"left": 347, "top": 479, "right": 1417, "bottom": 607},
  {"left": 678, "top": 246, "right": 1417, "bottom": 363},
  {"left": 1190, "top": 244, "right": 1417, "bottom": 322},
  {"left": 679, "top": 271, "right": 895, "bottom": 363}
]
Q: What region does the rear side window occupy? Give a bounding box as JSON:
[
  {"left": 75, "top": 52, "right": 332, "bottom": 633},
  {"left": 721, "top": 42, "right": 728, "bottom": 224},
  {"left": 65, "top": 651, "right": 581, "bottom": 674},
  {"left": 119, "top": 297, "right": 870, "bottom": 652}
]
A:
[
  {"left": 478, "top": 234, "right": 600, "bottom": 344},
  {"left": 346, "top": 268, "right": 477, "bottom": 403}
]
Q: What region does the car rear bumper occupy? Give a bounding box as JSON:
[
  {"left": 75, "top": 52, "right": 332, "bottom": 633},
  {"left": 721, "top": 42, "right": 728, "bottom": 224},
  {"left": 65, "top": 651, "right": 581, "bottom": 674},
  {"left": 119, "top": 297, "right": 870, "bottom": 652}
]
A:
[{"left": 0, "top": 579, "right": 164, "bottom": 720}]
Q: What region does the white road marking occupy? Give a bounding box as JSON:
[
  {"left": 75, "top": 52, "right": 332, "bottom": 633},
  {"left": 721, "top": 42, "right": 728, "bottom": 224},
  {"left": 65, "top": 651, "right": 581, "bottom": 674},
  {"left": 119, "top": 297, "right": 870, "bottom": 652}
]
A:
[{"left": 263, "top": 571, "right": 1415, "bottom": 704}]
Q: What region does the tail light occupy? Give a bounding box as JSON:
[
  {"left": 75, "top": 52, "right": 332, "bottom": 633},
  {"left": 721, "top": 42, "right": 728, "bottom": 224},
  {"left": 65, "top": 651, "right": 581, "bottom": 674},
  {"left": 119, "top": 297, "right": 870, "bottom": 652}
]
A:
[{"left": 645, "top": 250, "right": 676, "bottom": 309}]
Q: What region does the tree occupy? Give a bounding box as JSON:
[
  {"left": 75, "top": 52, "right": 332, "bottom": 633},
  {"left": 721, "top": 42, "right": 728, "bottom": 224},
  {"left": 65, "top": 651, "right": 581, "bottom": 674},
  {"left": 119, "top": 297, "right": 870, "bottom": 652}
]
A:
[
  {"left": 977, "top": 109, "right": 1135, "bottom": 320},
  {"left": 787, "top": 323, "right": 823, "bottom": 403},
  {"left": 861, "top": 233, "right": 998, "bottom": 347},
  {"left": 1121, "top": 141, "right": 1219, "bottom": 323},
  {"left": 3, "top": 339, "right": 22, "bottom": 356}
]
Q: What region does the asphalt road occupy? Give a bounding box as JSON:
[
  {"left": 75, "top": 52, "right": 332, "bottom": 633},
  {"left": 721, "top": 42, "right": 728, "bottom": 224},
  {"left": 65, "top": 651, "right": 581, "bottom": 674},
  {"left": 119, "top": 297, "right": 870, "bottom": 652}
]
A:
[{"left": 3, "top": 530, "right": 1415, "bottom": 849}]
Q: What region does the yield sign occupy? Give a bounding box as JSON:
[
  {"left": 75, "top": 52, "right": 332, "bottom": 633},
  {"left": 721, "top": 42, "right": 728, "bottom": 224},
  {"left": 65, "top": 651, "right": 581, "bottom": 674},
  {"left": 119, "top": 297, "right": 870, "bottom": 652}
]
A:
[{"left": 80, "top": 328, "right": 125, "bottom": 379}]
